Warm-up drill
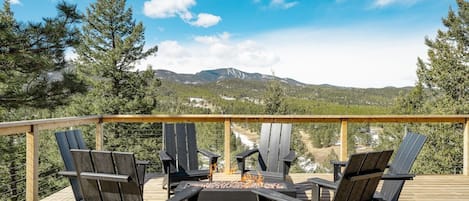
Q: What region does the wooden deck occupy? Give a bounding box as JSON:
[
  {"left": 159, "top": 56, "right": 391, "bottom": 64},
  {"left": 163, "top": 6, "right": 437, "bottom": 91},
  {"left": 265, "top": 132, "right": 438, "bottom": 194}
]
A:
[{"left": 42, "top": 173, "right": 469, "bottom": 201}]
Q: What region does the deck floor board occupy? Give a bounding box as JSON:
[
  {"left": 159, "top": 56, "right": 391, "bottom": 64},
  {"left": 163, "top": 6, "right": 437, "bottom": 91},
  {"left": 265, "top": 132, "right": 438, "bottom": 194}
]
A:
[{"left": 42, "top": 173, "right": 469, "bottom": 201}]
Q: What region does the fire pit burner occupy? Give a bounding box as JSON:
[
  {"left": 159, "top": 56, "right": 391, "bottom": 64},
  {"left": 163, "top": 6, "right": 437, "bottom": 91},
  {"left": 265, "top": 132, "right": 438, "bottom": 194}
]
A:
[
  {"left": 185, "top": 181, "right": 286, "bottom": 189},
  {"left": 174, "top": 181, "right": 297, "bottom": 201}
]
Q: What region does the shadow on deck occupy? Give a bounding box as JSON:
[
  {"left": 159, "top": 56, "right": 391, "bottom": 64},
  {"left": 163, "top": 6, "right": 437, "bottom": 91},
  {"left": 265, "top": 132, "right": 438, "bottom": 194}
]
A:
[{"left": 42, "top": 173, "right": 469, "bottom": 201}]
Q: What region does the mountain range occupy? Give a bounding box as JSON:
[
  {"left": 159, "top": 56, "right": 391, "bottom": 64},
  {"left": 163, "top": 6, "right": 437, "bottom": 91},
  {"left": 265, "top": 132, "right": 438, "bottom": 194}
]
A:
[{"left": 154, "top": 68, "right": 306, "bottom": 86}]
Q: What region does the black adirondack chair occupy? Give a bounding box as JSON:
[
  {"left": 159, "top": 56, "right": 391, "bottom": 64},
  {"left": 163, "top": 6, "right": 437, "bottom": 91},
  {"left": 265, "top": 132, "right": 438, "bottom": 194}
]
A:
[
  {"left": 309, "top": 150, "right": 394, "bottom": 201},
  {"left": 375, "top": 132, "right": 427, "bottom": 201},
  {"left": 55, "top": 130, "right": 148, "bottom": 201},
  {"left": 159, "top": 123, "right": 220, "bottom": 199},
  {"left": 332, "top": 132, "right": 427, "bottom": 201},
  {"left": 236, "top": 123, "right": 295, "bottom": 182},
  {"left": 71, "top": 149, "right": 144, "bottom": 201},
  {"left": 55, "top": 130, "right": 88, "bottom": 201}
]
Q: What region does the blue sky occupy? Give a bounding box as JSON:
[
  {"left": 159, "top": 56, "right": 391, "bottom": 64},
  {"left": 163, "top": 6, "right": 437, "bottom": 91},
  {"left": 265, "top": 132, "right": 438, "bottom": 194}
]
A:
[{"left": 5, "top": 0, "right": 457, "bottom": 88}]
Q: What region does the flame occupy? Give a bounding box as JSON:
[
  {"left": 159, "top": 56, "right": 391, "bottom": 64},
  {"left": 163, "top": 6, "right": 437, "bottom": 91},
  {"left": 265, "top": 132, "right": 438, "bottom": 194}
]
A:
[
  {"left": 240, "top": 171, "right": 264, "bottom": 188},
  {"left": 230, "top": 168, "right": 237, "bottom": 174}
]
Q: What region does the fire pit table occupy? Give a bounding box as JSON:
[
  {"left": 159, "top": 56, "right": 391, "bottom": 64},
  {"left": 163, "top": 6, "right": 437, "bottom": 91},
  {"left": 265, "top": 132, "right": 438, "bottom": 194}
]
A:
[{"left": 174, "top": 180, "right": 297, "bottom": 201}]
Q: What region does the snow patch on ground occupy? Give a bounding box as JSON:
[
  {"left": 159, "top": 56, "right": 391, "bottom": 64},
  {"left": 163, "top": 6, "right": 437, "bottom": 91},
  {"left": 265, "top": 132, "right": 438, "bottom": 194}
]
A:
[{"left": 233, "top": 130, "right": 255, "bottom": 149}]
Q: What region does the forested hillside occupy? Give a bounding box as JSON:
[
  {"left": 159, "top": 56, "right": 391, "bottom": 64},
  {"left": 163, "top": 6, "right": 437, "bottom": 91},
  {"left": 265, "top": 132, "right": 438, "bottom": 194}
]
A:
[{"left": 156, "top": 69, "right": 410, "bottom": 115}]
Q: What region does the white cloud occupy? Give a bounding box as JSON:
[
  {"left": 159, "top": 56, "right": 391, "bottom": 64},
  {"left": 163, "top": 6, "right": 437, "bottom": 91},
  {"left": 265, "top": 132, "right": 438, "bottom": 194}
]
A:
[
  {"left": 253, "top": 0, "right": 298, "bottom": 9},
  {"left": 372, "top": 0, "right": 421, "bottom": 8},
  {"left": 158, "top": 40, "right": 189, "bottom": 57},
  {"left": 10, "top": 0, "right": 21, "bottom": 5},
  {"left": 143, "top": 0, "right": 195, "bottom": 20},
  {"left": 189, "top": 13, "right": 221, "bottom": 28},
  {"left": 236, "top": 40, "right": 279, "bottom": 67},
  {"left": 374, "top": 0, "right": 394, "bottom": 7},
  {"left": 269, "top": 0, "right": 298, "bottom": 9},
  {"left": 139, "top": 32, "right": 279, "bottom": 74},
  {"left": 194, "top": 32, "right": 230, "bottom": 44},
  {"left": 143, "top": 0, "right": 221, "bottom": 28}
]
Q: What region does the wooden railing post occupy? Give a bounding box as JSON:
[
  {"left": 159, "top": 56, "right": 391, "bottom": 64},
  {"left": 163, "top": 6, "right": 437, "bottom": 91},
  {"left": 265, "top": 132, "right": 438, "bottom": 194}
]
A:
[
  {"left": 96, "top": 121, "right": 103, "bottom": 151},
  {"left": 464, "top": 119, "right": 469, "bottom": 176},
  {"left": 340, "top": 119, "right": 348, "bottom": 161},
  {"left": 224, "top": 118, "right": 231, "bottom": 174},
  {"left": 26, "top": 125, "right": 39, "bottom": 201}
]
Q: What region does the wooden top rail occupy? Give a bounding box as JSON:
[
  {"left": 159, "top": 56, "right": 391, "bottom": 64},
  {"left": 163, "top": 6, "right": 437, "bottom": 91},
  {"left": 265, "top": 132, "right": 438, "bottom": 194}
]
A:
[
  {"left": 102, "top": 114, "right": 469, "bottom": 123},
  {"left": 0, "top": 114, "right": 467, "bottom": 136},
  {"left": 0, "top": 116, "right": 101, "bottom": 136}
]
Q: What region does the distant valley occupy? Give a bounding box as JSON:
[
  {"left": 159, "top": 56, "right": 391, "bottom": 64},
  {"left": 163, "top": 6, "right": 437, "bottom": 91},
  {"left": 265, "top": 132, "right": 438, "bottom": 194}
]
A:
[{"left": 154, "top": 68, "right": 412, "bottom": 114}]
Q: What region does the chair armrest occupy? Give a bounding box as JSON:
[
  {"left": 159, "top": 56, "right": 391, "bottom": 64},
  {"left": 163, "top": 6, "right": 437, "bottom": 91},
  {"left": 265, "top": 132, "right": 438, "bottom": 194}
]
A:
[
  {"left": 330, "top": 160, "right": 347, "bottom": 166},
  {"left": 80, "top": 172, "right": 131, "bottom": 183},
  {"left": 159, "top": 150, "right": 173, "bottom": 161},
  {"left": 236, "top": 148, "right": 259, "bottom": 174},
  {"left": 381, "top": 173, "right": 415, "bottom": 180},
  {"left": 236, "top": 148, "right": 259, "bottom": 160},
  {"left": 159, "top": 151, "right": 173, "bottom": 174},
  {"left": 331, "top": 160, "right": 347, "bottom": 182},
  {"left": 136, "top": 160, "right": 149, "bottom": 187},
  {"left": 308, "top": 177, "right": 338, "bottom": 190},
  {"left": 251, "top": 189, "right": 301, "bottom": 201},
  {"left": 198, "top": 149, "right": 220, "bottom": 160},
  {"left": 282, "top": 150, "right": 296, "bottom": 163},
  {"left": 309, "top": 177, "right": 338, "bottom": 201},
  {"left": 58, "top": 171, "right": 77, "bottom": 178},
  {"left": 136, "top": 160, "right": 150, "bottom": 165},
  {"left": 281, "top": 150, "right": 296, "bottom": 178},
  {"left": 169, "top": 186, "right": 203, "bottom": 201}
]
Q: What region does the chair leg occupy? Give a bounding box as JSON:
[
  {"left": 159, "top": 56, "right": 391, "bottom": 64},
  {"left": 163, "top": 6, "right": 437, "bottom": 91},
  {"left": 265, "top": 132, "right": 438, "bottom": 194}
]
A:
[
  {"left": 312, "top": 183, "right": 321, "bottom": 201},
  {"left": 162, "top": 162, "right": 172, "bottom": 199},
  {"left": 209, "top": 162, "right": 216, "bottom": 182},
  {"left": 333, "top": 164, "right": 341, "bottom": 182},
  {"left": 167, "top": 173, "right": 171, "bottom": 199}
]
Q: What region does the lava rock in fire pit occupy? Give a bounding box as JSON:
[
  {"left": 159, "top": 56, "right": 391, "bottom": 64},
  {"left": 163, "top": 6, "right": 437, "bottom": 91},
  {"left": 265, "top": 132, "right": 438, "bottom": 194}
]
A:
[
  {"left": 174, "top": 181, "right": 297, "bottom": 201},
  {"left": 186, "top": 181, "right": 287, "bottom": 189}
]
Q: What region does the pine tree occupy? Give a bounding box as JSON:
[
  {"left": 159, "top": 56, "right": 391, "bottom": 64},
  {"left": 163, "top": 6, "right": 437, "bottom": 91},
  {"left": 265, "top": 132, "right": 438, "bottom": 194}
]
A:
[
  {"left": 416, "top": 0, "right": 468, "bottom": 115},
  {"left": 264, "top": 78, "right": 288, "bottom": 115},
  {"left": 0, "top": 0, "right": 84, "bottom": 109},
  {"left": 396, "top": 0, "right": 468, "bottom": 174},
  {"left": 72, "top": 0, "right": 161, "bottom": 168},
  {"left": 74, "top": 0, "right": 159, "bottom": 115}
]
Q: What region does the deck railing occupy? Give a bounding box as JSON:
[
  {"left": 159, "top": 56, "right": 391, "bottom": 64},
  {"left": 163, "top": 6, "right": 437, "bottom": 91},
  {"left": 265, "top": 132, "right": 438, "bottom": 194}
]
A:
[{"left": 0, "top": 114, "right": 468, "bottom": 201}]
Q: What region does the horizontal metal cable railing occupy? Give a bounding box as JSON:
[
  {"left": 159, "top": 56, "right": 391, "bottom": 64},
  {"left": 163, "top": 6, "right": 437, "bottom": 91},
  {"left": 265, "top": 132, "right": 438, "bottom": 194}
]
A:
[{"left": 0, "top": 114, "right": 467, "bottom": 201}]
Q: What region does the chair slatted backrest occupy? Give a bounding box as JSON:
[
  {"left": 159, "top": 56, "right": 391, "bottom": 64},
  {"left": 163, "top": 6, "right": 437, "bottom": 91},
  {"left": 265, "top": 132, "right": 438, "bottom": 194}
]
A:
[
  {"left": 71, "top": 149, "right": 143, "bottom": 201},
  {"left": 380, "top": 132, "right": 427, "bottom": 201},
  {"left": 55, "top": 130, "right": 88, "bottom": 201},
  {"left": 112, "top": 151, "right": 142, "bottom": 199},
  {"left": 163, "top": 123, "right": 199, "bottom": 173},
  {"left": 71, "top": 149, "right": 101, "bottom": 200},
  {"left": 258, "top": 123, "right": 292, "bottom": 173},
  {"left": 334, "top": 150, "right": 393, "bottom": 201}
]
